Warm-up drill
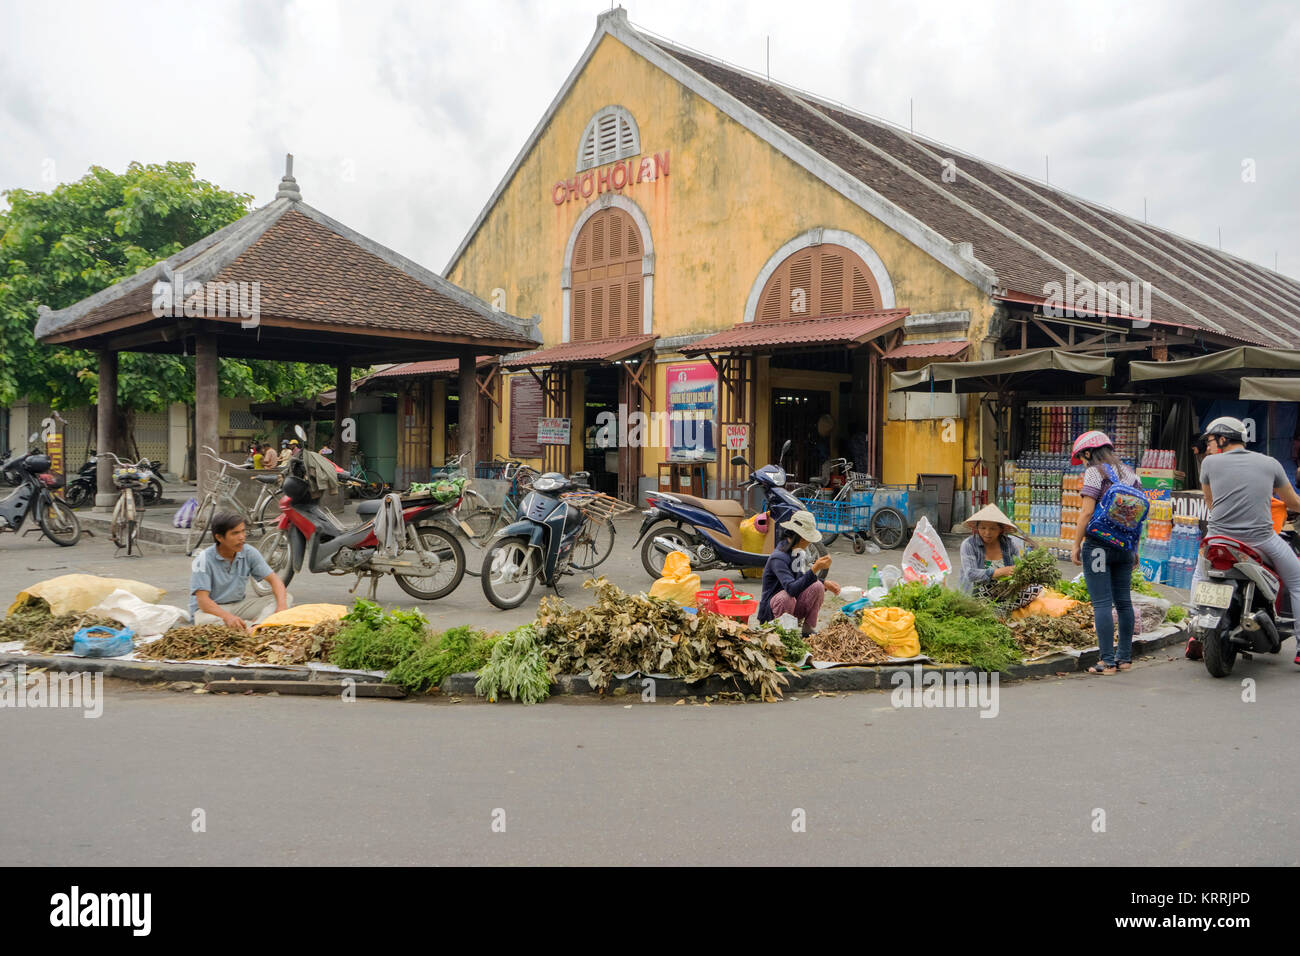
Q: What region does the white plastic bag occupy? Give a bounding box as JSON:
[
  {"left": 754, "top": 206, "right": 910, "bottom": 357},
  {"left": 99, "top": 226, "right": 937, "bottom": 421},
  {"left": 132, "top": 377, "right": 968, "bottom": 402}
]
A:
[
  {"left": 901, "top": 516, "right": 952, "bottom": 583},
  {"left": 879, "top": 565, "right": 903, "bottom": 590},
  {"left": 86, "top": 588, "right": 189, "bottom": 638},
  {"left": 775, "top": 613, "right": 801, "bottom": 632}
]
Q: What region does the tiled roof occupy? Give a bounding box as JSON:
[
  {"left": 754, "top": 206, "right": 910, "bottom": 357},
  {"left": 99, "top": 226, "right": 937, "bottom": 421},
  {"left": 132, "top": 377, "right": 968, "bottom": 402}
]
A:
[
  {"left": 501, "top": 333, "right": 657, "bottom": 368},
  {"left": 680, "top": 310, "right": 907, "bottom": 354},
  {"left": 37, "top": 202, "right": 538, "bottom": 350},
  {"left": 646, "top": 39, "right": 1300, "bottom": 347},
  {"left": 883, "top": 340, "right": 970, "bottom": 360}
]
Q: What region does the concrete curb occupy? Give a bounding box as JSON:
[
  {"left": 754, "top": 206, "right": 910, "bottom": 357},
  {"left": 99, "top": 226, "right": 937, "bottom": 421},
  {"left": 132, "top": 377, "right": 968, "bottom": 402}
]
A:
[
  {"left": 3, "top": 625, "right": 1189, "bottom": 699},
  {"left": 0, "top": 652, "right": 385, "bottom": 685},
  {"left": 76, "top": 513, "right": 190, "bottom": 552}
]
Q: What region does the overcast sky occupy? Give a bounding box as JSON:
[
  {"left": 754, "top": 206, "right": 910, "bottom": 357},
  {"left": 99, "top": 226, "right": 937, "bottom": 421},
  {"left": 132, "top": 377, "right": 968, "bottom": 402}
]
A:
[{"left": 2, "top": 0, "right": 1297, "bottom": 282}]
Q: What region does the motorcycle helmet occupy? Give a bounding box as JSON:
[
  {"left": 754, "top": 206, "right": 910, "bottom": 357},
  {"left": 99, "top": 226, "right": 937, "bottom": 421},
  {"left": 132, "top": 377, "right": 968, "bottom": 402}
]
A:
[
  {"left": 24, "top": 454, "right": 51, "bottom": 474},
  {"left": 1202, "top": 416, "right": 1246, "bottom": 445},
  {"left": 282, "top": 474, "right": 312, "bottom": 503},
  {"left": 1070, "top": 430, "right": 1113, "bottom": 465}
]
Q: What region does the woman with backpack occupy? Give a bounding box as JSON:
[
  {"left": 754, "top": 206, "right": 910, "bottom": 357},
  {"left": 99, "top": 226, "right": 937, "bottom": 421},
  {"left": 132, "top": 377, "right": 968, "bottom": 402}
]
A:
[{"left": 1070, "top": 430, "right": 1148, "bottom": 675}]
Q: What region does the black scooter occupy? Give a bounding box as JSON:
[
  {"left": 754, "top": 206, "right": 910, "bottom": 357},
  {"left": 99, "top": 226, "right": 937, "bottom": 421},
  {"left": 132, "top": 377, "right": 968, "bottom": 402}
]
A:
[
  {"left": 66, "top": 453, "right": 163, "bottom": 509},
  {"left": 479, "top": 471, "right": 588, "bottom": 609},
  {"left": 0, "top": 443, "right": 81, "bottom": 546}
]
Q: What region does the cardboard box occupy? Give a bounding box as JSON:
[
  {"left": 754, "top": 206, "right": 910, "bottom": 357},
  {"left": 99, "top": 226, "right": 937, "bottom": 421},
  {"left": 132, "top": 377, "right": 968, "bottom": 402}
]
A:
[
  {"left": 1139, "top": 556, "right": 1165, "bottom": 584},
  {"left": 1138, "top": 468, "right": 1184, "bottom": 493}
]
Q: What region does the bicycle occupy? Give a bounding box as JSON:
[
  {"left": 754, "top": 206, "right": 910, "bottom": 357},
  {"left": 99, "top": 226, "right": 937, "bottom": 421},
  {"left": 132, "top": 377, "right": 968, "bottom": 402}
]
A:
[
  {"left": 342, "top": 446, "right": 387, "bottom": 500},
  {"left": 560, "top": 489, "right": 633, "bottom": 570},
  {"left": 99, "top": 452, "right": 154, "bottom": 556},
  {"left": 185, "top": 448, "right": 283, "bottom": 556},
  {"left": 455, "top": 460, "right": 538, "bottom": 576}
]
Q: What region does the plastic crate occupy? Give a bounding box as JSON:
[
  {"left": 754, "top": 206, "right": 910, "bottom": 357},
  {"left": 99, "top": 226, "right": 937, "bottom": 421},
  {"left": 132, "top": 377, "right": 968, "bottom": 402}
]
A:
[{"left": 800, "top": 497, "right": 872, "bottom": 534}]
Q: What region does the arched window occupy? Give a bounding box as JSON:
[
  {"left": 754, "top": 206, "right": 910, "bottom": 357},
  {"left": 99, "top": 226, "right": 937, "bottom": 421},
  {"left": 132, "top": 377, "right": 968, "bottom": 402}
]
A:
[
  {"left": 577, "top": 106, "right": 640, "bottom": 171},
  {"left": 570, "top": 207, "right": 644, "bottom": 341},
  {"left": 755, "top": 244, "right": 882, "bottom": 321}
]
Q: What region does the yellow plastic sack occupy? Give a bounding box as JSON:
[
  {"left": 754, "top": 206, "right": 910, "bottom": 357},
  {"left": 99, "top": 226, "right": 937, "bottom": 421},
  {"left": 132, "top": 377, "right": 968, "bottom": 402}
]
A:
[
  {"left": 649, "top": 551, "right": 701, "bottom": 606},
  {"left": 10, "top": 574, "right": 166, "bottom": 617},
  {"left": 252, "top": 604, "right": 351, "bottom": 633},
  {"left": 1009, "top": 588, "right": 1080, "bottom": 620},
  {"left": 858, "top": 605, "right": 921, "bottom": 658}
]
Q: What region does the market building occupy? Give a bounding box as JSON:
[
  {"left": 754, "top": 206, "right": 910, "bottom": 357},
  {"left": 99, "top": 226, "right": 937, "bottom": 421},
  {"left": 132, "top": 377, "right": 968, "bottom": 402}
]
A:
[{"left": 439, "top": 8, "right": 1300, "bottom": 521}]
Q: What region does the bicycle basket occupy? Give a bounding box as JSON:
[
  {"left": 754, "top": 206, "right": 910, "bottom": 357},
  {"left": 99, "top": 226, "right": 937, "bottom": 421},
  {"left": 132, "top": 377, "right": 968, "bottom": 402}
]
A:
[{"left": 470, "top": 477, "right": 513, "bottom": 510}]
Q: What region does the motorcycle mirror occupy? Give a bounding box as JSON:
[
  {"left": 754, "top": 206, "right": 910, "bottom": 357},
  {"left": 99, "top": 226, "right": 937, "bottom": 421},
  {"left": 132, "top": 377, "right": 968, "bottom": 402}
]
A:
[
  {"left": 294, "top": 424, "right": 307, "bottom": 441},
  {"left": 730, "top": 454, "right": 749, "bottom": 468},
  {"left": 28, "top": 432, "right": 38, "bottom": 444},
  {"left": 779, "top": 439, "right": 791, "bottom": 464}
]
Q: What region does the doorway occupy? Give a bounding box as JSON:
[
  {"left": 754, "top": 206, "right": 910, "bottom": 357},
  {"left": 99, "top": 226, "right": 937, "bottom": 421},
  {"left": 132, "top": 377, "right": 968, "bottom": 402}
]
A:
[
  {"left": 583, "top": 365, "right": 620, "bottom": 497},
  {"left": 771, "top": 388, "right": 831, "bottom": 483}
]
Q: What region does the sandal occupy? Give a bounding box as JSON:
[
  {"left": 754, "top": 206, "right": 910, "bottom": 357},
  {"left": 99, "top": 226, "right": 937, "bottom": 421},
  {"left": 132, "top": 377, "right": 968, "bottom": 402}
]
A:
[
  {"left": 1116, "top": 662, "right": 1132, "bottom": 672},
  {"left": 1087, "top": 663, "right": 1117, "bottom": 675}
]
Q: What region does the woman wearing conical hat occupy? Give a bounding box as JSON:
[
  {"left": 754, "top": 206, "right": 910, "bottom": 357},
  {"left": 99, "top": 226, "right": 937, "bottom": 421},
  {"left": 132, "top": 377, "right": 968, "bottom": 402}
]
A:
[{"left": 958, "top": 504, "right": 1026, "bottom": 595}]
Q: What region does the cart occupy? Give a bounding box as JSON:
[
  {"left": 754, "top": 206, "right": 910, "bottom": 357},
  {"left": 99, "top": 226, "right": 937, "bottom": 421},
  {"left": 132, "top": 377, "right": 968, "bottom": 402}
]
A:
[{"left": 798, "top": 480, "right": 939, "bottom": 552}]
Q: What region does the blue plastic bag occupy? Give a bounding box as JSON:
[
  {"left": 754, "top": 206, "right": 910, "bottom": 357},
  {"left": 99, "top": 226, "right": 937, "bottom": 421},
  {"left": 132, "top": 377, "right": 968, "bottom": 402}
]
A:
[{"left": 71, "top": 624, "right": 135, "bottom": 658}]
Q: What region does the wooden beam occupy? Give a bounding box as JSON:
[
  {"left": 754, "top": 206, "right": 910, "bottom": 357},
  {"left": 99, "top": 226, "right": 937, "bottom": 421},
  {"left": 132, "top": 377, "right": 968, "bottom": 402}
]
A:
[{"left": 1029, "top": 317, "right": 1070, "bottom": 349}]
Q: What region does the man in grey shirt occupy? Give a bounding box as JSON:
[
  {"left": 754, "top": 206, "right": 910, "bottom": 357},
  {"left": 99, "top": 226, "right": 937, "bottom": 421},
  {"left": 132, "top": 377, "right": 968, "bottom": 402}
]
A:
[
  {"left": 190, "top": 511, "right": 292, "bottom": 631},
  {"left": 1198, "top": 418, "right": 1300, "bottom": 653}
]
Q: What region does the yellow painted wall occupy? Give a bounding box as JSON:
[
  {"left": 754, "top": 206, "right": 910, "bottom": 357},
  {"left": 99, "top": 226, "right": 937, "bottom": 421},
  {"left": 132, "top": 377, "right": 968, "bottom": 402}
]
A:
[{"left": 450, "top": 33, "right": 994, "bottom": 486}]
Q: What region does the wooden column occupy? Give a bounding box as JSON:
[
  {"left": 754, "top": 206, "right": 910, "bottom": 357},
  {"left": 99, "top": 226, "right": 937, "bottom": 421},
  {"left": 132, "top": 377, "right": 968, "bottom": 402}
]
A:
[
  {"left": 458, "top": 353, "right": 479, "bottom": 469},
  {"left": 334, "top": 363, "right": 352, "bottom": 470},
  {"left": 194, "top": 331, "right": 219, "bottom": 500},
  {"left": 95, "top": 350, "right": 119, "bottom": 508}
]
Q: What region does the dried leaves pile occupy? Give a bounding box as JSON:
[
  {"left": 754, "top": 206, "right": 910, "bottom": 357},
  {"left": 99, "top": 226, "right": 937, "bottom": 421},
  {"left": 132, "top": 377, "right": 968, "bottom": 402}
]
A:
[
  {"left": 535, "top": 578, "right": 790, "bottom": 700},
  {"left": 805, "top": 616, "right": 891, "bottom": 664},
  {"left": 1007, "top": 603, "right": 1098, "bottom": 657},
  {"left": 135, "top": 620, "right": 342, "bottom": 664},
  {"left": 0, "top": 600, "right": 122, "bottom": 653}
]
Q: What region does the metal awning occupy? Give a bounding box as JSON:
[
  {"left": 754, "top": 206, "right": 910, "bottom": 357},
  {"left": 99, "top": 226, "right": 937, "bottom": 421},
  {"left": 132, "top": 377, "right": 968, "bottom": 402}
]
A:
[
  {"left": 1239, "top": 376, "right": 1300, "bottom": 402},
  {"left": 1129, "top": 346, "right": 1300, "bottom": 382},
  {"left": 500, "top": 333, "right": 657, "bottom": 369},
  {"left": 890, "top": 348, "right": 1114, "bottom": 393},
  {"left": 882, "top": 339, "right": 969, "bottom": 360},
  {"left": 679, "top": 309, "right": 908, "bottom": 355}
]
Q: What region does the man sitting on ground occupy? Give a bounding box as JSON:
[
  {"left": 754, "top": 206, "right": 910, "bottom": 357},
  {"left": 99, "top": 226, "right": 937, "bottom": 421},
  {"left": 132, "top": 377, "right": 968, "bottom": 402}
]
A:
[{"left": 190, "top": 512, "right": 292, "bottom": 631}]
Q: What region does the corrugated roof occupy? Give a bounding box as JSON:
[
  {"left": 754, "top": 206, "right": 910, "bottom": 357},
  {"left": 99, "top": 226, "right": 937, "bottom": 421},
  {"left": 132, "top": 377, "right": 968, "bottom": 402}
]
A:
[
  {"left": 501, "top": 333, "right": 657, "bottom": 368},
  {"left": 680, "top": 310, "right": 907, "bottom": 354},
  {"left": 883, "top": 340, "right": 969, "bottom": 360}
]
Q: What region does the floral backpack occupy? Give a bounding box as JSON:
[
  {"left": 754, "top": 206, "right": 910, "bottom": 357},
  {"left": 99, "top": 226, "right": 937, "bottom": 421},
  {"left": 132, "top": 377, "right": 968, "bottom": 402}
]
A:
[{"left": 1085, "top": 463, "right": 1149, "bottom": 552}]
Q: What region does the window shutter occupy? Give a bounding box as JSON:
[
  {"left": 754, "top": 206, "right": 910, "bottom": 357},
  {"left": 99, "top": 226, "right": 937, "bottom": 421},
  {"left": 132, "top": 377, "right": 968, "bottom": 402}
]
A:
[
  {"left": 591, "top": 218, "right": 605, "bottom": 264},
  {"left": 820, "top": 251, "right": 844, "bottom": 316},
  {"left": 625, "top": 279, "right": 642, "bottom": 336},
  {"left": 755, "top": 244, "right": 881, "bottom": 321},
  {"left": 590, "top": 286, "right": 605, "bottom": 339},
  {"left": 789, "top": 253, "right": 812, "bottom": 316},
  {"left": 609, "top": 214, "right": 622, "bottom": 259},
  {"left": 510, "top": 377, "right": 544, "bottom": 458},
  {"left": 569, "top": 208, "right": 645, "bottom": 342},
  {"left": 851, "top": 264, "right": 878, "bottom": 312},
  {"left": 608, "top": 284, "right": 622, "bottom": 338},
  {"left": 760, "top": 276, "right": 782, "bottom": 321},
  {"left": 572, "top": 288, "right": 588, "bottom": 341},
  {"left": 626, "top": 226, "right": 640, "bottom": 257}
]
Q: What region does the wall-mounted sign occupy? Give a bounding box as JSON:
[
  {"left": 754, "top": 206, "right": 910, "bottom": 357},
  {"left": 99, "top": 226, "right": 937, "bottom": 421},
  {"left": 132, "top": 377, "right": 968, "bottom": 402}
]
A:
[
  {"left": 666, "top": 361, "right": 716, "bottom": 462},
  {"left": 538, "top": 418, "right": 571, "bottom": 445},
  {"left": 551, "top": 151, "right": 670, "bottom": 205},
  {"left": 725, "top": 424, "right": 750, "bottom": 451}
]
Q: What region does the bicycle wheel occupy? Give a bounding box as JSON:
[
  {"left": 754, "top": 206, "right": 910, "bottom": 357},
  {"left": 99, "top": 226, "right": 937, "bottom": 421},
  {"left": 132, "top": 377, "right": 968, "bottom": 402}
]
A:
[
  {"left": 110, "top": 494, "right": 129, "bottom": 548},
  {"left": 870, "top": 506, "right": 907, "bottom": 550},
  {"left": 186, "top": 497, "right": 215, "bottom": 556},
  {"left": 570, "top": 516, "right": 615, "bottom": 570},
  {"left": 37, "top": 496, "right": 81, "bottom": 547}
]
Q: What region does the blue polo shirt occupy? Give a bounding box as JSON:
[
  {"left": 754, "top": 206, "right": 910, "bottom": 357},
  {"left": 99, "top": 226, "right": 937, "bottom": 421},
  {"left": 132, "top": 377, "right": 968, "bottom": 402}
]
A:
[{"left": 189, "top": 544, "right": 274, "bottom": 617}]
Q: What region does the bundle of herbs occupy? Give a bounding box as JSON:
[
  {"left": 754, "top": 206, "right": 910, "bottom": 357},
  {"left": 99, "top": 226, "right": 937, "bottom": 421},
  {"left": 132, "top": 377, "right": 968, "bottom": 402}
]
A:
[
  {"left": 387, "top": 625, "right": 500, "bottom": 693},
  {"left": 243, "top": 619, "right": 343, "bottom": 666},
  {"left": 14, "top": 611, "right": 122, "bottom": 654},
  {"left": 328, "top": 599, "right": 430, "bottom": 671},
  {"left": 535, "top": 578, "right": 789, "bottom": 700},
  {"left": 1008, "top": 603, "right": 1097, "bottom": 657},
  {"left": 760, "top": 619, "right": 809, "bottom": 663},
  {"left": 879, "top": 581, "right": 1021, "bottom": 671},
  {"left": 805, "top": 616, "right": 891, "bottom": 664},
  {"left": 136, "top": 624, "right": 257, "bottom": 660},
  {"left": 475, "top": 624, "right": 550, "bottom": 704},
  {"left": 984, "top": 548, "right": 1062, "bottom": 608}
]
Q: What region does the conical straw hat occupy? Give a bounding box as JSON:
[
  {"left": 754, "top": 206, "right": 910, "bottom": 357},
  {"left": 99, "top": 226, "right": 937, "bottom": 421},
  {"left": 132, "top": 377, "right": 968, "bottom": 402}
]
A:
[{"left": 962, "top": 503, "right": 1019, "bottom": 534}]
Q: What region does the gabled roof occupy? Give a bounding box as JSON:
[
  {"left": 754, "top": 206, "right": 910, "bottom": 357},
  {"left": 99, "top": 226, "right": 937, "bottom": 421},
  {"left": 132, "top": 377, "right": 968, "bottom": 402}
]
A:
[
  {"left": 446, "top": 9, "right": 1300, "bottom": 348},
  {"left": 501, "top": 333, "right": 656, "bottom": 368},
  {"left": 37, "top": 186, "right": 540, "bottom": 362}
]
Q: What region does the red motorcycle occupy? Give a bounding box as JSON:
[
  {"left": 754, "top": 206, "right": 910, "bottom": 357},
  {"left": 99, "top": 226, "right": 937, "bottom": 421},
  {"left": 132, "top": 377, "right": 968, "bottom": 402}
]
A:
[{"left": 256, "top": 454, "right": 466, "bottom": 602}]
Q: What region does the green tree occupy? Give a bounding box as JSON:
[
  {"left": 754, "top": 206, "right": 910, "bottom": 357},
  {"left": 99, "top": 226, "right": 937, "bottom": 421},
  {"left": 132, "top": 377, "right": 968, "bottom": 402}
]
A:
[{"left": 0, "top": 161, "right": 335, "bottom": 411}]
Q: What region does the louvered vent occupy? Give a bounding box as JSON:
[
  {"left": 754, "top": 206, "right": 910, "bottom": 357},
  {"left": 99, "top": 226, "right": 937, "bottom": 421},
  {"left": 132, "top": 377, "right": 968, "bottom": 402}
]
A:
[
  {"left": 754, "top": 243, "right": 882, "bottom": 321},
  {"left": 577, "top": 107, "right": 642, "bottom": 171},
  {"left": 567, "top": 207, "right": 646, "bottom": 341}
]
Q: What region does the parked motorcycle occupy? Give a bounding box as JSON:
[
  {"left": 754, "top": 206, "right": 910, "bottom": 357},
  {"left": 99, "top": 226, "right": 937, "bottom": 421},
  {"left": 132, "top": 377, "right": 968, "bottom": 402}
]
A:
[
  {"left": 66, "top": 453, "right": 163, "bottom": 508},
  {"left": 2, "top": 449, "right": 22, "bottom": 487},
  {"left": 1189, "top": 530, "right": 1300, "bottom": 677},
  {"left": 0, "top": 437, "right": 81, "bottom": 546},
  {"left": 257, "top": 439, "right": 466, "bottom": 602},
  {"left": 636, "top": 441, "right": 827, "bottom": 579},
  {"left": 480, "top": 471, "right": 591, "bottom": 609}
]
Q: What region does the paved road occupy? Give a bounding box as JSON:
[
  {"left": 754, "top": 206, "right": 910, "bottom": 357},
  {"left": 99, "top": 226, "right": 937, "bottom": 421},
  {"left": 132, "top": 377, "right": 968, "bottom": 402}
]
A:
[{"left": 2, "top": 646, "right": 1295, "bottom": 866}]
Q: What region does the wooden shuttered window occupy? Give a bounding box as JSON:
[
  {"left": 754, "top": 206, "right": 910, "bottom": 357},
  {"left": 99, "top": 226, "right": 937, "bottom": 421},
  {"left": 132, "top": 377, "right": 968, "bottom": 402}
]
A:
[
  {"left": 755, "top": 244, "right": 882, "bottom": 321},
  {"left": 570, "top": 207, "right": 644, "bottom": 341},
  {"left": 509, "top": 377, "right": 544, "bottom": 458}
]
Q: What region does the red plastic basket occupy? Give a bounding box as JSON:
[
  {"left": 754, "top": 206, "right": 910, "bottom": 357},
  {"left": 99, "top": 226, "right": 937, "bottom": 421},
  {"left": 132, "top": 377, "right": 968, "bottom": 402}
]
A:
[{"left": 695, "top": 578, "right": 757, "bottom": 622}]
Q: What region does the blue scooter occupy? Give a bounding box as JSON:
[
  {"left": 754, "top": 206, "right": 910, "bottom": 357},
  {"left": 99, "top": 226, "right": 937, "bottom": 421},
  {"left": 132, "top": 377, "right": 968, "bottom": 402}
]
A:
[{"left": 636, "top": 442, "right": 826, "bottom": 580}]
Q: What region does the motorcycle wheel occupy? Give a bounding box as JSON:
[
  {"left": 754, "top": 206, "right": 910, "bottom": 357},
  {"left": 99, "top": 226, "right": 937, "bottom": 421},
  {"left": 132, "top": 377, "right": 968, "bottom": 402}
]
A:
[
  {"left": 37, "top": 497, "right": 81, "bottom": 547},
  {"left": 640, "top": 523, "right": 696, "bottom": 579},
  {"left": 393, "top": 525, "right": 466, "bottom": 601},
  {"left": 255, "top": 529, "right": 294, "bottom": 589},
  {"left": 186, "top": 499, "right": 215, "bottom": 556},
  {"left": 481, "top": 536, "right": 538, "bottom": 610},
  {"left": 1202, "top": 625, "right": 1236, "bottom": 677},
  {"left": 870, "top": 507, "right": 907, "bottom": 550},
  {"left": 65, "top": 481, "right": 92, "bottom": 509},
  {"left": 142, "top": 476, "right": 163, "bottom": 506}
]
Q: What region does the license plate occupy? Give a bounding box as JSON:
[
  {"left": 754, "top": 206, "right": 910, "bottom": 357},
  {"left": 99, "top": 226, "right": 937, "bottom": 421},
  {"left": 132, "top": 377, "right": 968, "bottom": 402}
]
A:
[{"left": 1193, "top": 581, "right": 1235, "bottom": 610}]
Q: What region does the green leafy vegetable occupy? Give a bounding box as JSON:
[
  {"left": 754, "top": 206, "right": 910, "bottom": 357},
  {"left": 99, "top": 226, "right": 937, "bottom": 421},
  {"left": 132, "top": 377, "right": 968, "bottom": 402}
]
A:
[
  {"left": 1164, "top": 605, "right": 1188, "bottom": 623},
  {"left": 330, "top": 600, "right": 429, "bottom": 671},
  {"left": 879, "top": 582, "right": 1020, "bottom": 671},
  {"left": 385, "top": 626, "right": 501, "bottom": 693},
  {"left": 476, "top": 625, "right": 551, "bottom": 704}
]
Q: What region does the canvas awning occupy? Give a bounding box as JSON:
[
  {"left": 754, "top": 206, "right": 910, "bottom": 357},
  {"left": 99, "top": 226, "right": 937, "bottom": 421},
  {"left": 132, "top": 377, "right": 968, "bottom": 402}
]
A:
[
  {"left": 890, "top": 348, "right": 1115, "bottom": 393},
  {"left": 1129, "top": 346, "right": 1300, "bottom": 382},
  {"left": 1238, "top": 377, "right": 1300, "bottom": 402},
  {"left": 679, "top": 309, "right": 907, "bottom": 355},
  {"left": 500, "top": 333, "right": 656, "bottom": 368}
]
